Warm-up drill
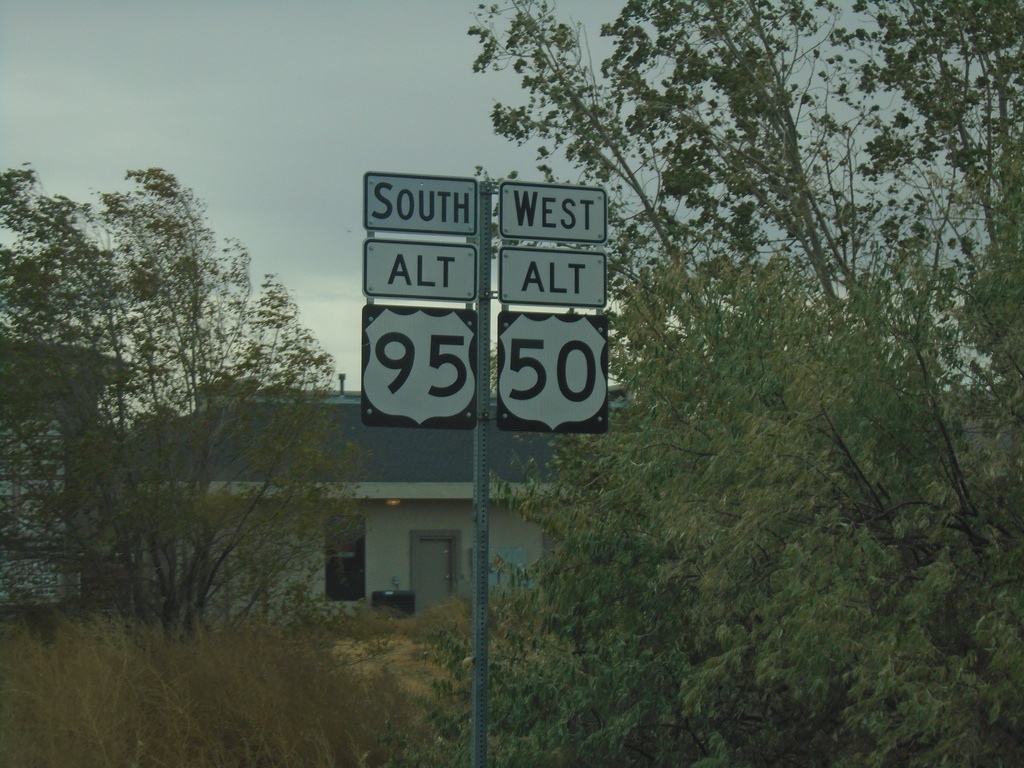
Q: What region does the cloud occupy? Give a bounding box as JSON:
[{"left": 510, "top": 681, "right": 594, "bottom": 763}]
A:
[{"left": 2, "top": 0, "right": 624, "bottom": 384}]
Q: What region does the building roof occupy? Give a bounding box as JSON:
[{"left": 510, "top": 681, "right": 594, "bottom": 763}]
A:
[
  {"left": 202, "top": 393, "right": 558, "bottom": 494},
  {"left": 326, "top": 395, "right": 557, "bottom": 485}
]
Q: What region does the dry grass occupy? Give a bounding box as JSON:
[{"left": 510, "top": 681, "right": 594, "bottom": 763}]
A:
[
  {"left": 335, "top": 598, "right": 470, "bottom": 701},
  {"left": 0, "top": 611, "right": 441, "bottom": 768}
]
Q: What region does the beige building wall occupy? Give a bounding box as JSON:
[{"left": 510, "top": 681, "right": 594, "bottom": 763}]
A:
[{"left": 357, "top": 485, "right": 546, "bottom": 603}]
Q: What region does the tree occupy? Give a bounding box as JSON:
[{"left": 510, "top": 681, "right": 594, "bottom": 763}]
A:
[
  {"left": 471, "top": 0, "right": 1022, "bottom": 287},
  {"left": 0, "top": 168, "right": 352, "bottom": 632},
  {"left": 463, "top": 2, "right": 1024, "bottom": 765}
]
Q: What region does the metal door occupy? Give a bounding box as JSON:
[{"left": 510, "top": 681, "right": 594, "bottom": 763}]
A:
[{"left": 410, "top": 534, "right": 455, "bottom": 611}]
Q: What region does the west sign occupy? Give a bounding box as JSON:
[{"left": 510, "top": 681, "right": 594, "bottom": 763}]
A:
[{"left": 499, "top": 181, "right": 607, "bottom": 244}]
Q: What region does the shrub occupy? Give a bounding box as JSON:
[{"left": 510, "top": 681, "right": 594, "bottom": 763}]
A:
[{"left": 0, "top": 617, "right": 422, "bottom": 767}]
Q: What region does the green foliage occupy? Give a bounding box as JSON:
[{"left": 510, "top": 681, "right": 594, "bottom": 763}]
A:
[
  {"left": 485, "top": 257, "right": 1024, "bottom": 766},
  {"left": 471, "top": 1, "right": 1024, "bottom": 765},
  {"left": 0, "top": 168, "right": 351, "bottom": 632},
  {"left": 471, "top": 0, "right": 1024, "bottom": 292}
]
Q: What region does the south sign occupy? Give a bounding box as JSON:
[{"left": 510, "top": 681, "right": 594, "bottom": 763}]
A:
[
  {"left": 499, "top": 181, "right": 607, "bottom": 244},
  {"left": 364, "top": 172, "right": 477, "bottom": 236},
  {"left": 499, "top": 246, "right": 606, "bottom": 308}
]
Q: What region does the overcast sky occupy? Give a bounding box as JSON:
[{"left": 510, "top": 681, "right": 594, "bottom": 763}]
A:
[{"left": 1, "top": 0, "right": 622, "bottom": 387}]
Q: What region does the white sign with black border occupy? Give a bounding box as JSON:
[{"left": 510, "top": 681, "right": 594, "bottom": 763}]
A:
[
  {"left": 364, "top": 239, "right": 476, "bottom": 302},
  {"left": 499, "top": 246, "right": 606, "bottom": 308},
  {"left": 364, "top": 172, "right": 478, "bottom": 236},
  {"left": 361, "top": 305, "right": 476, "bottom": 429},
  {"left": 499, "top": 181, "right": 607, "bottom": 244},
  {"left": 496, "top": 310, "right": 608, "bottom": 433}
]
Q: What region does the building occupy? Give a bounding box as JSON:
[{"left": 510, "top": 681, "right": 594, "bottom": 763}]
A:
[
  {"left": 0, "top": 341, "right": 108, "bottom": 608},
  {"left": 322, "top": 393, "right": 556, "bottom": 612},
  {"left": 1, "top": 360, "right": 562, "bottom": 616}
]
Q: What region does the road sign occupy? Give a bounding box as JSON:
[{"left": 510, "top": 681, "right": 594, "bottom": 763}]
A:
[
  {"left": 499, "top": 246, "right": 606, "bottom": 308},
  {"left": 496, "top": 311, "right": 608, "bottom": 433},
  {"left": 499, "top": 181, "right": 607, "bottom": 243},
  {"left": 364, "top": 239, "right": 476, "bottom": 301},
  {"left": 361, "top": 305, "right": 476, "bottom": 429},
  {"left": 365, "top": 172, "right": 477, "bottom": 236}
]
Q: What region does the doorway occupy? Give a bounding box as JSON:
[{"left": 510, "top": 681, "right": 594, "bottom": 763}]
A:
[{"left": 410, "top": 530, "right": 460, "bottom": 611}]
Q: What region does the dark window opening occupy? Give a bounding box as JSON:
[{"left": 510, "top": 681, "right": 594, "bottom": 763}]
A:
[{"left": 326, "top": 534, "right": 365, "bottom": 601}]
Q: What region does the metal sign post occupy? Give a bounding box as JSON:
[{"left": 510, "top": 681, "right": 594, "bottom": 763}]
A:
[{"left": 471, "top": 182, "right": 494, "bottom": 768}]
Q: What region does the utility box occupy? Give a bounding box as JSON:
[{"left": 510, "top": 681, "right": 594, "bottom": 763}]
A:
[{"left": 371, "top": 590, "right": 415, "bottom": 615}]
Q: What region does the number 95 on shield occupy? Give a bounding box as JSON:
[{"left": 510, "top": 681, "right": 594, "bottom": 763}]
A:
[{"left": 361, "top": 305, "right": 477, "bottom": 429}]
